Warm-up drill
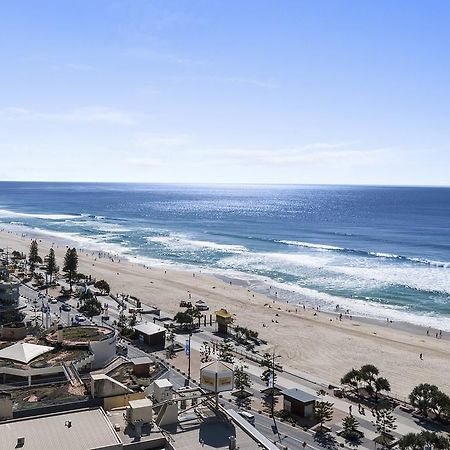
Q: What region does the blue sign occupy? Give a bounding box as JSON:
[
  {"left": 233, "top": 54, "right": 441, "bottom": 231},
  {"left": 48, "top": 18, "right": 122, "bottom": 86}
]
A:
[{"left": 185, "top": 339, "right": 190, "bottom": 356}]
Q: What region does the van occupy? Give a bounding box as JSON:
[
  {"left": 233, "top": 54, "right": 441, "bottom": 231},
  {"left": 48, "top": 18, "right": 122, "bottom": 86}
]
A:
[{"left": 238, "top": 411, "right": 255, "bottom": 425}]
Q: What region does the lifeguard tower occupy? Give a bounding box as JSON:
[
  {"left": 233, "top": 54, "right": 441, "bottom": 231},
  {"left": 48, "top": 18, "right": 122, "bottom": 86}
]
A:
[{"left": 215, "top": 308, "right": 233, "bottom": 334}]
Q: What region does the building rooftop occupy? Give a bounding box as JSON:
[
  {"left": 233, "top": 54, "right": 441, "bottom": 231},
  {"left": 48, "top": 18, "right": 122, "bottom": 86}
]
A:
[
  {"left": 131, "top": 356, "right": 152, "bottom": 365},
  {"left": 134, "top": 322, "right": 166, "bottom": 336},
  {"left": 154, "top": 378, "right": 173, "bottom": 388},
  {"left": 0, "top": 408, "right": 121, "bottom": 450},
  {"left": 162, "top": 414, "right": 261, "bottom": 450},
  {"left": 281, "top": 388, "right": 317, "bottom": 403}
]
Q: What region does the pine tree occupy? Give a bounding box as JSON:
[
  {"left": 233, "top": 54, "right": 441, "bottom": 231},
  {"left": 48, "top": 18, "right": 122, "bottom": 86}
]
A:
[
  {"left": 260, "top": 352, "right": 277, "bottom": 387},
  {"left": 342, "top": 414, "right": 361, "bottom": 442},
  {"left": 234, "top": 364, "right": 252, "bottom": 394},
  {"left": 313, "top": 399, "right": 334, "bottom": 431},
  {"left": 218, "top": 338, "right": 234, "bottom": 363},
  {"left": 63, "top": 247, "right": 78, "bottom": 291},
  {"left": 376, "top": 405, "right": 397, "bottom": 439},
  {"left": 46, "top": 248, "right": 58, "bottom": 283},
  {"left": 200, "top": 341, "right": 212, "bottom": 363},
  {"left": 166, "top": 327, "right": 176, "bottom": 358},
  {"left": 28, "top": 240, "right": 40, "bottom": 272}
]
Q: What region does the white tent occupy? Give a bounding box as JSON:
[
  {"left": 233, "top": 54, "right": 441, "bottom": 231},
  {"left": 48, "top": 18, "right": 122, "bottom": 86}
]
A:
[{"left": 0, "top": 342, "right": 54, "bottom": 364}]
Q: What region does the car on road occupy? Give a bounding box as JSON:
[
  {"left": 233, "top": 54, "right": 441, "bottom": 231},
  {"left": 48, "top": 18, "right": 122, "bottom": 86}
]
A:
[
  {"left": 238, "top": 411, "right": 255, "bottom": 425},
  {"left": 61, "top": 304, "right": 71, "bottom": 312},
  {"left": 75, "top": 314, "right": 86, "bottom": 322},
  {"left": 49, "top": 297, "right": 58, "bottom": 304}
]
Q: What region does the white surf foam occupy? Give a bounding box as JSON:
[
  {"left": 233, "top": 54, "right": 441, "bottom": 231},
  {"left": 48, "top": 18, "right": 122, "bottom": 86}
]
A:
[
  {"left": 0, "top": 209, "right": 79, "bottom": 220},
  {"left": 146, "top": 234, "right": 248, "bottom": 253}
]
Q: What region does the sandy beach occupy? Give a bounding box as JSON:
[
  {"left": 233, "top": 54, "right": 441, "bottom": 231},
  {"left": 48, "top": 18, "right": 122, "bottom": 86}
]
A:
[{"left": 1, "top": 228, "right": 449, "bottom": 399}]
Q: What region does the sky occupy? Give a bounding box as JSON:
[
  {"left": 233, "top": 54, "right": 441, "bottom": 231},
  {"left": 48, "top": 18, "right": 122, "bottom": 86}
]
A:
[{"left": 0, "top": 0, "right": 449, "bottom": 185}]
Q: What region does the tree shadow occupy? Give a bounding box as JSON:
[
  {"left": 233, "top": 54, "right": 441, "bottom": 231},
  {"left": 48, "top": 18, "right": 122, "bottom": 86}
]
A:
[
  {"left": 342, "top": 433, "right": 363, "bottom": 448},
  {"left": 314, "top": 431, "right": 338, "bottom": 450}
]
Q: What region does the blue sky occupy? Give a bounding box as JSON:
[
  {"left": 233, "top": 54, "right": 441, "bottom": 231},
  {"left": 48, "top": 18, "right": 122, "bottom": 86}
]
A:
[{"left": 0, "top": 0, "right": 449, "bottom": 185}]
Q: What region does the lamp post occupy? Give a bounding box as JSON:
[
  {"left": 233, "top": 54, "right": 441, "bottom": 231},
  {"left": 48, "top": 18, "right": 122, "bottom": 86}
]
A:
[
  {"left": 270, "top": 351, "right": 282, "bottom": 417},
  {"left": 185, "top": 332, "right": 192, "bottom": 386}
]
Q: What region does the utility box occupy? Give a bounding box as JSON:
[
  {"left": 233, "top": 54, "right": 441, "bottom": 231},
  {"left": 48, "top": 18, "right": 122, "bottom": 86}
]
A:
[
  {"left": 153, "top": 378, "right": 173, "bottom": 403},
  {"left": 126, "top": 398, "right": 153, "bottom": 425}
]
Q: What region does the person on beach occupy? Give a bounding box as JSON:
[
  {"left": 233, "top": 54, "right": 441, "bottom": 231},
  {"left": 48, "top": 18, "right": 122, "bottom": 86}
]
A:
[{"left": 419, "top": 353, "right": 423, "bottom": 360}]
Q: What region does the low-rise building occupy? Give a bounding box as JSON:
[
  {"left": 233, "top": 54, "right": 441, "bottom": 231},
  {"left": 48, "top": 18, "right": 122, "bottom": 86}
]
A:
[
  {"left": 281, "top": 388, "right": 317, "bottom": 417},
  {"left": 134, "top": 322, "right": 166, "bottom": 347}
]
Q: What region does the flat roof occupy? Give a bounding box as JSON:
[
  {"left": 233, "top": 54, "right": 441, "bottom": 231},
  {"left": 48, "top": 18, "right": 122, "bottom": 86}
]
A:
[
  {"left": 134, "top": 322, "right": 166, "bottom": 336},
  {"left": 0, "top": 408, "right": 121, "bottom": 450},
  {"left": 282, "top": 388, "right": 317, "bottom": 403},
  {"left": 154, "top": 378, "right": 173, "bottom": 388},
  {"left": 129, "top": 398, "right": 153, "bottom": 408},
  {"left": 131, "top": 356, "right": 152, "bottom": 365}
]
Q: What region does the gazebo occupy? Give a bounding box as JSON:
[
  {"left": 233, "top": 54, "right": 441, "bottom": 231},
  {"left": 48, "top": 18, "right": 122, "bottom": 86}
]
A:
[{"left": 0, "top": 342, "right": 54, "bottom": 364}]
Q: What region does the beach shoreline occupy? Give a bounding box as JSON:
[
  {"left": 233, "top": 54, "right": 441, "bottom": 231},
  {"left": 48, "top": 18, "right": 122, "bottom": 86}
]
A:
[{"left": 1, "top": 226, "right": 449, "bottom": 398}]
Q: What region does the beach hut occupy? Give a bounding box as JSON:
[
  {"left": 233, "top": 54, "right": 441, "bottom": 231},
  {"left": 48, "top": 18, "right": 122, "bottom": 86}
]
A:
[
  {"left": 281, "top": 388, "right": 317, "bottom": 417},
  {"left": 134, "top": 323, "right": 166, "bottom": 347},
  {"left": 215, "top": 308, "right": 233, "bottom": 334}
]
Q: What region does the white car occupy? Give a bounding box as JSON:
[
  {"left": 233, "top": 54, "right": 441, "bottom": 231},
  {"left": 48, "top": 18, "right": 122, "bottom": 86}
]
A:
[
  {"left": 49, "top": 297, "right": 58, "bottom": 304},
  {"left": 238, "top": 411, "right": 255, "bottom": 425},
  {"left": 75, "top": 314, "right": 86, "bottom": 322}
]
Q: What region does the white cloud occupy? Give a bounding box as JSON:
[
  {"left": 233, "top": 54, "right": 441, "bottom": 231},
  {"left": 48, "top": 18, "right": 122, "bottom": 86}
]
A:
[
  {"left": 215, "top": 76, "right": 277, "bottom": 89},
  {"left": 126, "top": 48, "right": 205, "bottom": 66},
  {"left": 200, "top": 145, "right": 389, "bottom": 167},
  {"left": 133, "top": 132, "right": 190, "bottom": 147},
  {"left": 127, "top": 157, "right": 162, "bottom": 167},
  {"left": 0, "top": 106, "right": 136, "bottom": 125}
]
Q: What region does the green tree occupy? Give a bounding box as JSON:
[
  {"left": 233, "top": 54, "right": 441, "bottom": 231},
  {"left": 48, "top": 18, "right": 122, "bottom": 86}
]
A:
[
  {"left": 409, "top": 384, "right": 450, "bottom": 420},
  {"left": 128, "top": 312, "right": 137, "bottom": 327},
  {"left": 28, "top": 240, "right": 41, "bottom": 272},
  {"left": 174, "top": 310, "right": 194, "bottom": 327},
  {"left": 260, "top": 352, "right": 277, "bottom": 387},
  {"left": 200, "top": 341, "right": 212, "bottom": 363},
  {"left": 63, "top": 248, "right": 78, "bottom": 291},
  {"left": 12, "top": 250, "right": 24, "bottom": 260},
  {"left": 399, "top": 431, "right": 450, "bottom": 450},
  {"left": 234, "top": 364, "right": 252, "bottom": 394},
  {"left": 375, "top": 405, "right": 397, "bottom": 440},
  {"left": 45, "top": 248, "right": 58, "bottom": 283},
  {"left": 342, "top": 365, "right": 390, "bottom": 402},
  {"left": 341, "top": 414, "right": 361, "bottom": 443},
  {"left": 79, "top": 297, "right": 102, "bottom": 317},
  {"left": 374, "top": 377, "right": 391, "bottom": 402},
  {"left": 165, "top": 326, "right": 176, "bottom": 358},
  {"left": 313, "top": 396, "right": 334, "bottom": 431},
  {"left": 94, "top": 279, "right": 110, "bottom": 295},
  {"left": 218, "top": 338, "right": 234, "bottom": 363},
  {"left": 341, "top": 368, "right": 363, "bottom": 397},
  {"left": 174, "top": 306, "right": 201, "bottom": 329}
]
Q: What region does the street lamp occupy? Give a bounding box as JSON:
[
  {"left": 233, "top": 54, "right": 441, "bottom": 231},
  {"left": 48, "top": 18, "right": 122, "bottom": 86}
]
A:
[
  {"left": 185, "top": 332, "right": 192, "bottom": 386},
  {"left": 270, "top": 351, "right": 282, "bottom": 417}
]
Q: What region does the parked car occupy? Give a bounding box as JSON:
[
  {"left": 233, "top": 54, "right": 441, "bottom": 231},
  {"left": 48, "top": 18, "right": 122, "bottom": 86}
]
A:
[
  {"left": 195, "top": 300, "right": 209, "bottom": 311},
  {"left": 61, "top": 303, "right": 71, "bottom": 312},
  {"left": 49, "top": 297, "right": 58, "bottom": 304}
]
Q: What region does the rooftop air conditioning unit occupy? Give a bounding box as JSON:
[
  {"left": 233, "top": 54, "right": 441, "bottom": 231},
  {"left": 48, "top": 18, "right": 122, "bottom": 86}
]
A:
[{"left": 17, "top": 437, "right": 25, "bottom": 447}]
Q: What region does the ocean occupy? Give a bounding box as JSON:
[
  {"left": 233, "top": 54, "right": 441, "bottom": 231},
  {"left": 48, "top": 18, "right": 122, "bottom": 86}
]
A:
[{"left": 0, "top": 182, "right": 449, "bottom": 330}]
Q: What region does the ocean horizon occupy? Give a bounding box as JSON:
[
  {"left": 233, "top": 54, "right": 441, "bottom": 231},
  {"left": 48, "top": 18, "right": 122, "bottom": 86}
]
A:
[{"left": 1, "top": 181, "right": 449, "bottom": 330}]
